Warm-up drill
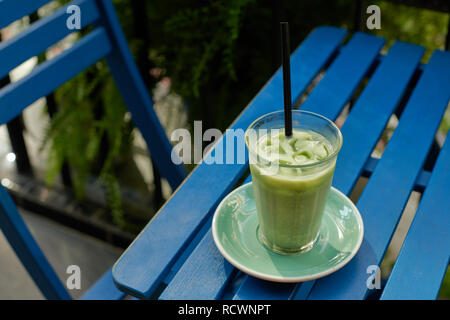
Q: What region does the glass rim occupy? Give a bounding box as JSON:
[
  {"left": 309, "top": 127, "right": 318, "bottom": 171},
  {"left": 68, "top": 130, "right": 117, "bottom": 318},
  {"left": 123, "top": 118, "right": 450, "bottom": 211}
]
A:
[{"left": 245, "top": 109, "right": 343, "bottom": 169}]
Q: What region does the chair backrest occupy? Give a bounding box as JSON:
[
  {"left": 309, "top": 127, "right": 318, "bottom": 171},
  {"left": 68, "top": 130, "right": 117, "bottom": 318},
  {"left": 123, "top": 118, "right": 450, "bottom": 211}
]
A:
[{"left": 0, "top": 0, "right": 187, "bottom": 299}]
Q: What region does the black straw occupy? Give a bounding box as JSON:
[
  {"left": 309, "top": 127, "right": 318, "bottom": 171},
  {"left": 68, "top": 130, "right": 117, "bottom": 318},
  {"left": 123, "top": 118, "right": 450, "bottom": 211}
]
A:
[{"left": 280, "top": 22, "right": 292, "bottom": 137}]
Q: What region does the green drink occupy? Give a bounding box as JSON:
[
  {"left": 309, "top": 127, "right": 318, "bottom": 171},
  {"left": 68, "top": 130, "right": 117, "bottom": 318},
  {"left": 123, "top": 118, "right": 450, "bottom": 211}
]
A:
[{"left": 245, "top": 110, "right": 342, "bottom": 254}]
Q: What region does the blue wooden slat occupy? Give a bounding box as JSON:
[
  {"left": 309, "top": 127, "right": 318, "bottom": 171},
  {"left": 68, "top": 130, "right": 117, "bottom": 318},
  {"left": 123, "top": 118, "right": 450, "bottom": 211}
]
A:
[
  {"left": 81, "top": 268, "right": 126, "bottom": 300},
  {"left": 112, "top": 26, "right": 348, "bottom": 299},
  {"left": 291, "top": 280, "right": 315, "bottom": 300},
  {"left": 363, "top": 157, "right": 431, "bottom": 192},
  {"left": 0, "top": 27, "right": 112, "bottom": 125},
  {"left": 160, "top": 230, "right": 239, "bottom": 300},
  {"left": 0, "top": 186, "right": 71, "bottom": 300},
  {"left": 333, "top": 41, "right": 425, "bottom": 195},
  {"left": 307, "top": 49, "right": 450, "bottom": 300},
  {"left": 0, "top": 0, "right": 101, "bottom": 80},
  {"left": 233, "top": 278, "right": 296, "bottom": 300},
  {"left": 414, "top": 169, "right": 431, "bottom": 192},
  {"left": 381, "top": 137, "right": 450, "bottom": 300},
  {"left": 162, "top": 209, "right": 216, "bottom": 285},
  {"left": 95, "top": 0, "right": 186, "bottom": 190},
  {"left": 0, "top": 0, "right": 52, "bottom": 29},
  {"left": 301, "top": 32, "right": 384, "bottom": 120}
]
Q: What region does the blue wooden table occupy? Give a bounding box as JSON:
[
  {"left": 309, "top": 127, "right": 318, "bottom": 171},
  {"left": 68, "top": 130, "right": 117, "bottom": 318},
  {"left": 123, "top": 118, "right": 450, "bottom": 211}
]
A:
[{"left": 112, "top": 26, "right": 450, "bottom": 300}]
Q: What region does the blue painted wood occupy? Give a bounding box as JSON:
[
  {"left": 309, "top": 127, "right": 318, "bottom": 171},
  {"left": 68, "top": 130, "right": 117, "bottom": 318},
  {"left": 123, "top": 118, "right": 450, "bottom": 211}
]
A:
[
  {"left": 414, "top": 169, "right": 431, "bottom": 192},
  {"left": 0, "top": 27, "right": 112, "bottom": 125},
  {"left": 160, "top": 230, "right": 239, "bottom": 300},
  {"left": 291, "top": 280, "right": 315, "bottom": 300},
  {"left": 233, "top": 278, "right": 296, "bottom": 300},
  {"left": 81, "top": 269, "right": 126, "bottom": 300},
  {"left": 363, "top": 157, "right": 431, "bottom": 192},
  {"left": 332, "top": 41, "right": 425, "bottom": 195},
  {"left": 380, "top": 137, "right": 450, "bottom": 300},
  {"left": 112, "top": 26, "right": 348, "bottom": 299},
  {"left": 94, "top": 0, "right": 186, "bottom": 190},
  {"left": 301, "top": 32, "right": 385, "bottom": 120},
  {"left": 159, "top": 30, "right": 386, "bottom": 301},
  {"left": 162, "top": 208, "right": 216, "bottom": 285},
  {"left": 0, "top": 0, "right": 101, "bottom": 80},
  {"left": 0, "top": 0, "right": 52, "bottom": 29},
  {"left": 0, "top": 186, "right": 71, "bottom": 299},
  {"left": 307, "top": 49, "right": 450, "bottom": 300}
]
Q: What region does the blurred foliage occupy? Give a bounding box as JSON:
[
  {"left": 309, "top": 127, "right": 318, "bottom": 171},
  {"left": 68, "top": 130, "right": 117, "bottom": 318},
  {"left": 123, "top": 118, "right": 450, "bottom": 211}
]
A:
[
  {"left": 43, "top": 0, "right": 449, "bottom": 228},
  {"left": 42, "top": 58, "right": 133, "bottom": 226},
  {"left": 155, "top": 0, "right": 356, "bottom": 129},
  {"left": 364, "top": 2, "right": 449, "bottom": 135},
  {"left": 439, "top": 267, "right": 450, "bottom": 299},
  {"left": 368, "top": 1, "right": 449, "bottom": 62}
]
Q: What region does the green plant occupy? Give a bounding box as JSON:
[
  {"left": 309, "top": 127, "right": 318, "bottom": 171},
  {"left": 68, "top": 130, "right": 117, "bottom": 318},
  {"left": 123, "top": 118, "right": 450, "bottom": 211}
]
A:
[
  {"left": 41, "top": 59, "right": 134, "bottom": 226},
  {"left": 162, "top": 0, "right": 254, "bottom": 100},
  {"left": 369, "top": 1, "right": 449, "bottom": 62},
  {"left": 438, "top": 267, "right": 450, "bottom": 299}
]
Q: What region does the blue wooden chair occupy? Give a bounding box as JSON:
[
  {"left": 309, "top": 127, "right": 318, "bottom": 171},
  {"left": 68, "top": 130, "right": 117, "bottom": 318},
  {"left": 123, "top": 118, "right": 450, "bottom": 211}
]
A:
[{"left": 0, "top": 0, "right": 187, "bottom": 299}]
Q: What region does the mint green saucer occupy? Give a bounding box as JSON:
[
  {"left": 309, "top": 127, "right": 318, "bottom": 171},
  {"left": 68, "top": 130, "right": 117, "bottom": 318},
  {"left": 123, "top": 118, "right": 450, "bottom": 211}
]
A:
[{"left": 212, "top": 182, "right": 364, "bottom": 283}]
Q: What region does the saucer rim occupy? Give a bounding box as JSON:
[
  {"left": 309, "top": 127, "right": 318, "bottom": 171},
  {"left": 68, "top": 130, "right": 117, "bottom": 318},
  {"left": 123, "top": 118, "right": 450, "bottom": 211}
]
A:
[{"left": 211, "top": 182, "right": 364, "bottom": 283}]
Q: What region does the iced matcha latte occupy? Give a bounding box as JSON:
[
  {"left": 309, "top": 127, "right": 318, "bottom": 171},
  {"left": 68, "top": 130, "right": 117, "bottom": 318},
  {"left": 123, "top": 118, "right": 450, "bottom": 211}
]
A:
[{"left": 245, "top": 110, "right": 342, "bottom": 254}]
